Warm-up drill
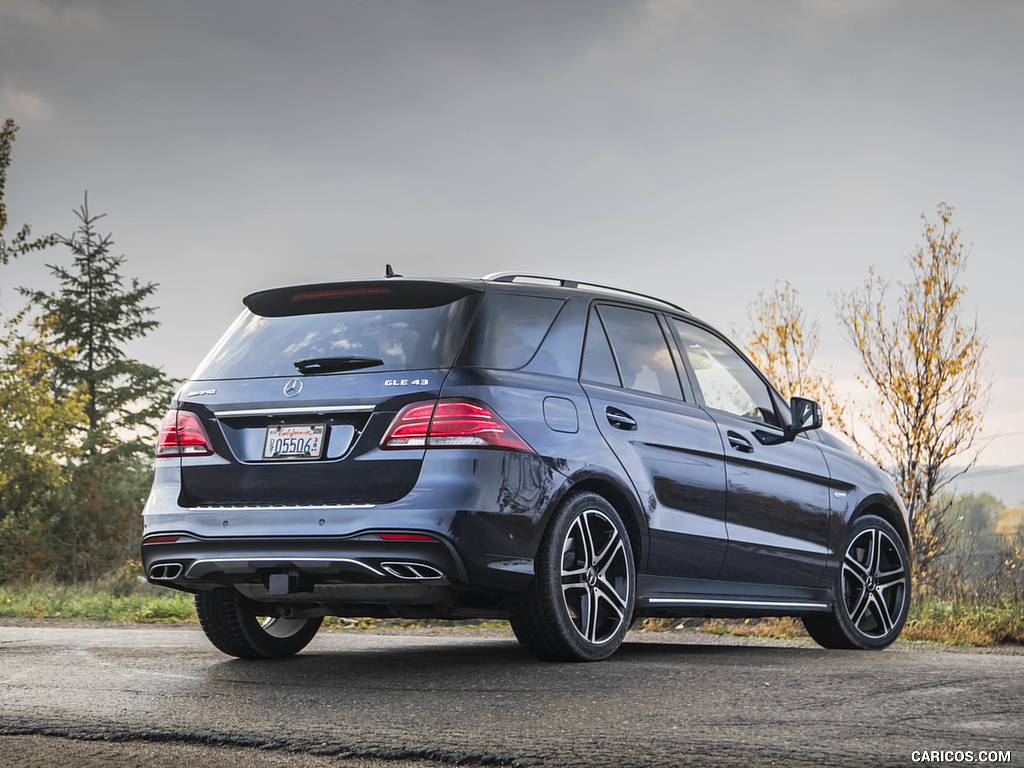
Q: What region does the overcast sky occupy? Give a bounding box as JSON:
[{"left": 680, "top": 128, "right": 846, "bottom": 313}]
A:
[{"left": 1, "top": 0, "right": 1022, "bottom": 467}]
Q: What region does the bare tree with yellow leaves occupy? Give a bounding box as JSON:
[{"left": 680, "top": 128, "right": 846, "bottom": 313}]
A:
[
  {"left": 737, "top": 281, "right": 851, "bottom": 434},
  {"left": 835, "top": 203, "right": 991, "bottom": 581}
]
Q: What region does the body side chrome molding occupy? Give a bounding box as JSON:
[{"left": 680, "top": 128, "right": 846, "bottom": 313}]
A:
[{"left": 644, "top": 598, "right": 829, "bottom": 610}]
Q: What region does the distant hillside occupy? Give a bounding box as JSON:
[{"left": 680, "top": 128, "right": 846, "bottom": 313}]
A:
[{"left": 949, "top": 465, "right": 1024, "bottom": 507}]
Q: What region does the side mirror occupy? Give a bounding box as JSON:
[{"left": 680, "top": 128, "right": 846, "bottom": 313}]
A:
[
  {"left": 753, "top": 397, "right": 824, "bottom": 446},
  {"left": 790, "top": 397, "right": 823, "bottom": 434}
]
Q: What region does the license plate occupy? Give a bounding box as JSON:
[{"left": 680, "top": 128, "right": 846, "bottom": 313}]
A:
[{"left": 263, "top": 424, "right": 325, "bottom": 460}]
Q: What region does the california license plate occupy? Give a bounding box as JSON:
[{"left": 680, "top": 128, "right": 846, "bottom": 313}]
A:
[{"left": 263, "top": 424, "right": 325, "bottom": 460}]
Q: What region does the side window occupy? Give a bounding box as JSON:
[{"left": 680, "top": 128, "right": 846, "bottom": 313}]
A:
[
  {"left": 460, "top": 294, "right": 564, "bottom": 370},
  {"left": 598, "top": 306, "right": 682, "bottom": 399},
  {"left": 581, "top": 308, "right": 621, "bottom": 387},
  {"left": 671, "top": 320, "right": 778, "bottom": 425}
]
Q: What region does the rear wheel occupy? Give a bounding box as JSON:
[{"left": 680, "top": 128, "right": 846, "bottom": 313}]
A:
[
  {"left": 803, "top": 515, "right": 911, "bottom": 650},
  {"left": 195, "top": 588, "right": 323, "bottom": 659},
  {"left": 509, "top": 492, "right": 635, "bottom": 662}
]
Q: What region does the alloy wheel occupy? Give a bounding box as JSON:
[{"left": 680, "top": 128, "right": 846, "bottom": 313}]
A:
[
  {"left": 559, "top": 509, "right": 632, "bottom": 646},
  {"left": 841, "top": 527, "right": 908, "bottom": 639},
  {"left": 257, "top": 616, "right": 317, "bottom": 639}
]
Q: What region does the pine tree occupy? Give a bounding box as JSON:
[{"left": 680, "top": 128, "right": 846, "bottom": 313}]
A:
[{"left": 22, "top": 195, "right": 176, "bottom": 579}]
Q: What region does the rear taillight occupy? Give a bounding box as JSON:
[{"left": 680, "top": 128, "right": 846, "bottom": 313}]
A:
[
  {"left": 380, "top": 399, "right": 535, "bottom": 453},
  {"left": 156, "top": 410, "right": 214, "bottom": 457}
]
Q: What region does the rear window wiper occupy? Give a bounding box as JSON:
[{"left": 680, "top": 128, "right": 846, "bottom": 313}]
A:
[{"left": 293, "top": 356, "right": 384, "bottom": 374}]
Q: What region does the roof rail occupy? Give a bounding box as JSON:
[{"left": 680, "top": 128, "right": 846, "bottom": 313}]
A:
[{"left": 482, "top": 272, "right": 687, "bottom": 314}]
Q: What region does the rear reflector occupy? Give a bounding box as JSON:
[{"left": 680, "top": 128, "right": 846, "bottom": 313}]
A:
[
  {"left": 156, "top": 410, "right": 214, "bottom": 457},
  {"left": 143, "top": 535, "right": 181, "bottom": 544},
  {"left": 378, "top": 533, "right": 437, "bottom": 542},
  {"left": 380, "top": 399, "right": 535, "bottom": 453}
]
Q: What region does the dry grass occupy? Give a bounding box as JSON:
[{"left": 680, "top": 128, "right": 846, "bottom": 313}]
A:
[
  {"left": 903, "top": 599, "right": 1024, "bottom": 646},
  {"left": 640, "top": 603, "right": 1024, "bottom": 647},
  {"left": 2, "top": 576, "right": 1021, "bottom": 647},
  {"left": 639, "top": 616, "right": 810, "bottom": 640}
]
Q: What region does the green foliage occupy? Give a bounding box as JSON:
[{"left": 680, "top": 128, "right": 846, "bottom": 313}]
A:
[
  {"left": 0, "top": 579, "right": 197, "bottom": 623},
  {"left": 903, "top": 599, "right": 1024, "bottom": 646},
  {"left": 2, "top": 120, "right": 174, "bottom": 583},
  {"left": 0, "top": 574, "right": 1019, "bottom": 646},
  {"left": 0, "top": 311, "right": 87, "bottom": 581},
  {"left": 943, "top": 491, "right": 1001, "bottom": 536},
  {"left": 636, "top": 607, "right": 1024, "bottom": 647},
  {"left": 14, "top": 195, "right": 177, "bottom": 581},
  {"left": 21, "top": 195, "right": 174, "bottom": 456},
  {"left": 900, "top": 491, "right": 1024, "bottom": 604},
  {"left": 0, "top": 118, "right": 57, "bottom": 265}
]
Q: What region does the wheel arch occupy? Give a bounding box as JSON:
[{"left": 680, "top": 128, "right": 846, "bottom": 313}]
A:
[
  {"left": 850, "top": 494, "right": 914, "bottom": 564},
  {"left": 555, "top": 472, "right": 647, "bottom": 571}
]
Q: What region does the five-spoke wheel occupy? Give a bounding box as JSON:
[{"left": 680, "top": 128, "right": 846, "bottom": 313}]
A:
[
  {"left": 509, "top": 492, "right": 635, "bottom": 662},
  {"left": 559, "top": 508, "right": 633, "bottom": 646},
  {"left": 804, "top": 515, "right": 911, "bottom": 650}
]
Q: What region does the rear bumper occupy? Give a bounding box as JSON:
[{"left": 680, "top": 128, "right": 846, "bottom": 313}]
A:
[
  {"left": 142, "top": 532, "right": 466, "bottom": 605},
  {"left": 141, "top": 450, "right": 569, "bottom": 605}
]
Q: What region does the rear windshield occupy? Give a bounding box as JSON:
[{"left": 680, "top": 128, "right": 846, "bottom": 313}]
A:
[{"left": 191, "top": 292, "right": 481, "bottom": 380}]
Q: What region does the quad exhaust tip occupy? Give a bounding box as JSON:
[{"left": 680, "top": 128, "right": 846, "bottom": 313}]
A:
[
  {"left": 380, "top": 562, "right": 445, "bottom": 580},
  {"left": 149, "top": 563, "right": 183, "bottom": 580}
]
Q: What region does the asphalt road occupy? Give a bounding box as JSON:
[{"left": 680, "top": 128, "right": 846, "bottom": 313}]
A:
[{"left": 1, "top": 623, "right": 1021, "bottom": 768}]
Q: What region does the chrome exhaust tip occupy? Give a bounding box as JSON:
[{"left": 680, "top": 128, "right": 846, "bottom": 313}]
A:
[
  {"left": 380, "top": 562, "right": 445, "bottom": 580},
  {"left": 149, "top": 562, "right": 183, "bottom": 580}
]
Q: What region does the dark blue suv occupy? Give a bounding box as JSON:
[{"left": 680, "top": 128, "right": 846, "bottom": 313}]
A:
[{"left": 143, "top": 272, "right": 912, "bottom": 661}]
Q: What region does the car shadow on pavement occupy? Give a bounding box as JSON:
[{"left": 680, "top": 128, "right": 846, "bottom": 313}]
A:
[{"left": 198, "top": 632, "right": 833, "bottom": 691}]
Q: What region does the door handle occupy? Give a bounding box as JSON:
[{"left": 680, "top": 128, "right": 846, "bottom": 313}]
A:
[
  {"left": 728, "top": 431, "right": 754, "bottom": 453},
  {"left": 606, "top": 407, "right": 637, "bottom": 431}
]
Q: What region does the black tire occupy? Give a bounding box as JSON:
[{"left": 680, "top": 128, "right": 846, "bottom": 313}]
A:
[
  {"left": 509, "top": 492, "right": 636, "bottom": 662},
  {"left": 195, "top": 589, "right": 323, "bottom": 659},
  {"left": 803, "top": 515, "right": 911, "bottom": 650}
]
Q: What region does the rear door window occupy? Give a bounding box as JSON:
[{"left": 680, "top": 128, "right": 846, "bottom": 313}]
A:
[
  {"left": 580, "top": 308, "right": 621, "bottom": 387},
  {"left": 593, "top": 305, "right": 683, "bottom": 400}
]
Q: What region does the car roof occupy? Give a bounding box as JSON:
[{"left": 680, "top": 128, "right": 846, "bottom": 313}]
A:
[{"left": 482, "top": 272, "right": 690, "bottom": 316}]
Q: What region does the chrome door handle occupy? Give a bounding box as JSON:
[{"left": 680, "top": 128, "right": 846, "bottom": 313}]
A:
[
  {"left": 606, "top": 408, "right": 637, "bottom": 431},
  {"left": 728, "top": 431, "right": 754, "bottom": 453}
]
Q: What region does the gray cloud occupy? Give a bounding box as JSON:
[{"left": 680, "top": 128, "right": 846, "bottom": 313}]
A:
[{"left": 1, "top": 0, "right": 1021, "bottom": 463}]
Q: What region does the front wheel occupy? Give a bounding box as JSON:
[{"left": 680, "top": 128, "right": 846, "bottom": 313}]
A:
[
  {"left": 509, "top": 492, "right": 636, "bottom": 662},
  {"left": 195, "top": 589, "right": 323, "bottom": 659},
  {"left": 803, "top": 515, "right": 911, "bottom": 650}
]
